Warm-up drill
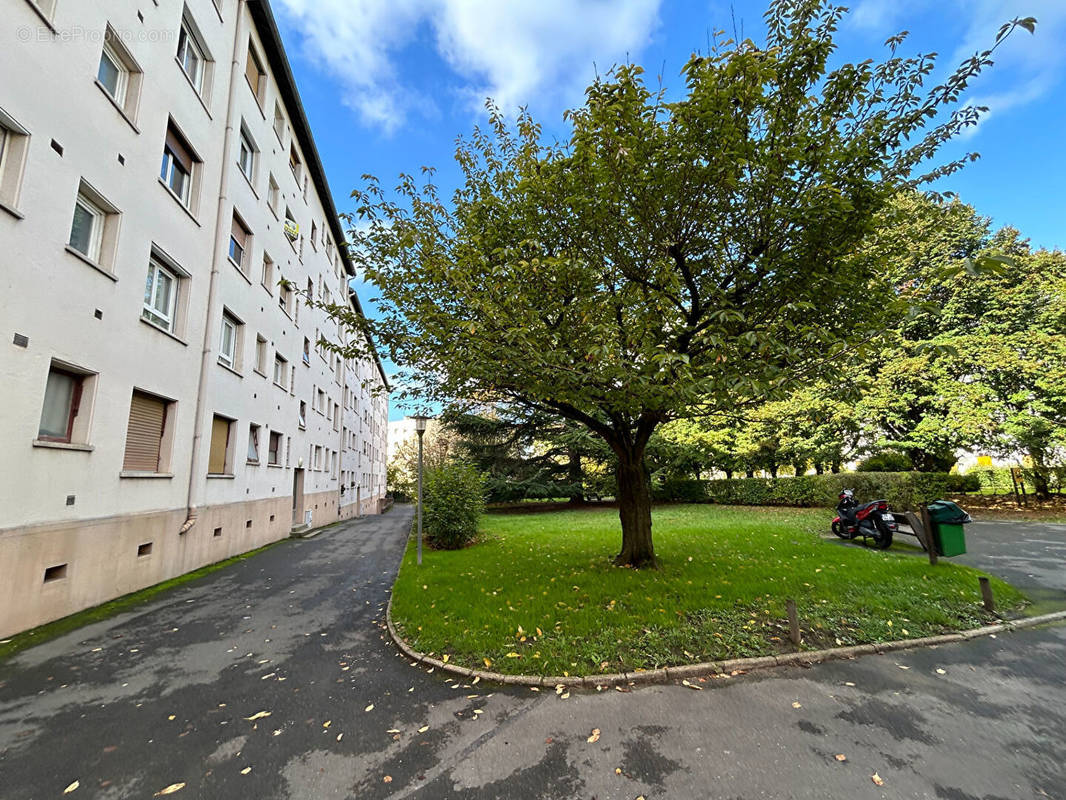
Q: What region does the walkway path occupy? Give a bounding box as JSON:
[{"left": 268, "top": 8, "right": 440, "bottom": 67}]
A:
[{"left": 1, "top": 508, "right": 1063, "bottom": 799}]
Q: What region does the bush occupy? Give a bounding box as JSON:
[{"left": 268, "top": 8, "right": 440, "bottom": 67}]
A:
[
  {"left": 422, "top": 463, "right": 486, "bottom": 550},
  {"left": 856, "top": 452, "right": 913, "bottom": 472},
  {"left": 705, "top": 472, "right": 961, "bottom": 511},
  {"left": 652, "top": 477, "right": 709, "bottom": 503}
]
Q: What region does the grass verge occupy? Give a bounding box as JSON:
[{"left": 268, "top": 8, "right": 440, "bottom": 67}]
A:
[
  {"left": 0, "top": 542, "right": 279, "bottom": 663},
  {"left": 390, "top": 505, "right": 1027, "bottom": 676}
]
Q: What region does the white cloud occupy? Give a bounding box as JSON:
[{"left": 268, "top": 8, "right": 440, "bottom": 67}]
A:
[{"left": 275, "top": 0, "right": 661, "bottom": 133}]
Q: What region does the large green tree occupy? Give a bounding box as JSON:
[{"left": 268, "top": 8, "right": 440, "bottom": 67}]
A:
[{"left": 328, "top": 2, "right": 1034, "bottom": 566}]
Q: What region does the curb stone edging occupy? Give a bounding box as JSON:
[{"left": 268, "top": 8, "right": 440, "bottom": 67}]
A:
[{"left": 384, "top": 595, "right": 1066, "bottom": 689}]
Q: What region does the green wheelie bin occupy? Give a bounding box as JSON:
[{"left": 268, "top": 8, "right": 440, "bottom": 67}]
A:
[{"left": 926, "top": 500, "right": 972, "bottom": 557}]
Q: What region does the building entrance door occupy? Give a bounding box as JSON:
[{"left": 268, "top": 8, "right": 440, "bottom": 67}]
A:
[{"left": 292, "top": 468, "right": 305, "bottom": 526}]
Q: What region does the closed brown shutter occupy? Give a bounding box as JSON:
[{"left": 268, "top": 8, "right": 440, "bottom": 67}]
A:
[
  {"left": 245, "top": 49, "right": 261, "bottom": 97},
  {"left": 124, "top": 391, "right": 166, "bottom": 472},
  {"left": 165, "top": 125, "right": 194, "bottom": 172},
  {"left": 231, "top": 216, "right": 247, "bottom": 248},
  {"left": 209, "top": 415, "right": 230, "bottom": 474}
]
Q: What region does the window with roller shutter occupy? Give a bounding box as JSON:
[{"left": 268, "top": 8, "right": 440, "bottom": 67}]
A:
[{"left": 123, "top": 391, "right": 167, "bottom": 472}]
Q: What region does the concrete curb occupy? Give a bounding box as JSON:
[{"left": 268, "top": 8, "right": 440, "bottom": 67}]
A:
[{"left": 385, "top": 596, "right": 1066, "bottom": 690}]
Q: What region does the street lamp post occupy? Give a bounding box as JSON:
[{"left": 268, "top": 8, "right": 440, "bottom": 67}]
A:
[{"left": 411, "top": 415, "right": 430, "bottom": 565}]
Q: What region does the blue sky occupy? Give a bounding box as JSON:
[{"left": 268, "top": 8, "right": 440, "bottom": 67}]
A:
[{"left": 271, "top": 0, "right": 1066, "bottom": 419}]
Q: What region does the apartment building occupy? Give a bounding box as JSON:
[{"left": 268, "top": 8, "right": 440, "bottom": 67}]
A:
[{"left": 0, "top": 0, "right": 389, "bottom": 639}]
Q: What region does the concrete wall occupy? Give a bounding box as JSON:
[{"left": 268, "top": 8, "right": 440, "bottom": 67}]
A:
[{"left": 0, "top": 0, "right": 388, "bottom": 639}]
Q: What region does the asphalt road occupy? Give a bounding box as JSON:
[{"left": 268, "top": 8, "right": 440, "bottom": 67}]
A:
[{"left": 1, "top": 507, "right": 1064, "bottom": 800}]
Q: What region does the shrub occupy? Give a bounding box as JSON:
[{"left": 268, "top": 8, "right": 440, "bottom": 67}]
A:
[
  {"left": 856, "top": 452, "right": 913, "bottom": 472},
  {"left": 652, "top": 477, "right": 709, "bottom": 503},
  {"left": 705, "top": 472, "right": 962, "bottom": 511},
  {"left": 422, "top": 462, "right": 486, "bottom": 550}
]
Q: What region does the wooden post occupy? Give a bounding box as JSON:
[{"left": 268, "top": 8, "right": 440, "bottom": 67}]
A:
[
  {"left": 920, "top": 505, "right": 938, "bottom": 566},
  {"left": 786, "top": 598, "right": 801, "bottom": 646},
  {"left": 979, "top": 577, "right": 995, "bottom": 612}
]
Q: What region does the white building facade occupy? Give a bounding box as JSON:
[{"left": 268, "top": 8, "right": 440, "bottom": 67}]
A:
[{"left": 0, "top": 0, "right": 388, "bottom": 639}]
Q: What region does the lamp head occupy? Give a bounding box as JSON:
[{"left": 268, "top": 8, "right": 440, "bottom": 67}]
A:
[{"left": 411, "top": 414, "right": 430, "bottom": 434}]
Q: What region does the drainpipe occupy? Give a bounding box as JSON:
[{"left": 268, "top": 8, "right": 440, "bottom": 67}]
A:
[{"left": 181, "top": 0, "right": 248, "bottom": 535}]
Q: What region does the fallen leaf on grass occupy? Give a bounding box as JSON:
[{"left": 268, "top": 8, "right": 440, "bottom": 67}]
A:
[
  {"left": 835, "top": 754, "right": 847, "bottom": 762},
  {"left": 63, "top": 781, "right": 79, "bottom": 794},
  {"left": 443, "top": 655, "right": 449, "bottom": 663},
  {"left": 244, "top": 711, "right": 271, "bottom": 721},
  {"left": 483, "top": 659, "right": 492, "bottom": 668},
  {"left": 154, "top": 784, "right": 186, "bottom": 796},
  {"left": 587, "top": 728, "right": 601, "bottom": 743},
  {"left": 872, "top": 773, "right": 884, "bottom": 786}
]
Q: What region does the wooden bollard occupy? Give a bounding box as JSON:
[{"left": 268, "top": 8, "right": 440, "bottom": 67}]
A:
[
  {"left": 787, "top": 598, "right": 801, "bottom": 646},
  {"left": 979, "top": 577, "right": 995, "bottom": 612}
]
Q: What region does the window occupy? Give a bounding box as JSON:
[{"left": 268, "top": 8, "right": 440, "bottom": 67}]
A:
[
  {"left": 268, "top": 431, "right": 282, "bottom": 465},
  {"left": 311, "top": 221, "right": 318, "bottom": 249},
  {"left": 38, "top": 365, "right": 85, "bottom": 443},
  {"left": 143, "top": 256, "right": 178, "bottom": 332},
  {"left": 68, "top": 181, "right": 119, "bottom": 271},
  {"left": 317, "top": 388, "right": 326, "bottom": 414},
  {"left": 208, "top": 414, "right": 233, "bottom": 474},
  {"left": 273, "top": 354, "right": 288, "bottom": 388},
  {"left": 96, "top": 28, "right": 142, "bottom": 121},
  {"left": 278, "top": 280, "right": 293, "bottom": 316},
  {"left": 229, "top": 213, "right": 250, "bottom": 270},
  {"left": 245, "top": 44, "right": 266, "bottom": 105},
  {"left": 273, "top": 102, "right": 285, "bottom": 141},
  {"left": 288, "top": 144, "right": 301, "bottom": 183},
  {"left": 0, "top": 107, "right": 30, "bottom": 211},
  {"left": 218, "top": 311, "right": 240, "bottom": 369},
  {"left": 298, "top": 401, "right": 306, "bottom": 429},
  {"left": 123, "top": 390, "right": 170, "bottom": 473},
  {"left": 261, "top": 252, "right": 274, "bottom": 292},
  {"left": 267, "top": 174, "right": 279, "bottom": 214},
  {"left": 247, "top": 424, "right": 260, "bottom": 463},
  {"left": 283, "top": 207, "right": 298, "bottom": 242},
  {"left": 177, "top": 15, "right": 209, "bottom": 96},
  {"left": 255, "top": 334, "right": 268, "bottom": 374},
  {"left": 69, "top": 193, "right": 104, "bottom": 262},
  {"left": 303, "top": 337, "right": 310, "bottom": 364},
  {"left": 237, "top": 124, "right": 256, "bottom": 181},
  {"left": 160, "top": 120, "right": 200, "bottom": 210}
]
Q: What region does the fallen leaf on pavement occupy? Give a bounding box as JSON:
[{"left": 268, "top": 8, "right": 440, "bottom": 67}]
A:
[
  {"left": 936, "top": 668, "right": 946, "bottom": 675},
  {"left": 240, "top": 767, "right": 251, "bottom": 775},
  {"left": 844, "top": 682, "right": 856, "bottom": 687},
  {"left": 244, "top": 712, "right": 271, "bottom": 721},
  {"left": 615, "top": 768, "right": 622, "bottom": 775},
  {"left": 896, "top": 665, "right": 910, "bottom": 671},
  {"left": 681, "top": 680, "right": 702, "bottom": 691},
  {"left": 835, "top": 754, "right": 847, "bottom": 762},
  {"left": 63, "top": 781, "right": 79, "bottom": 794},
  {"left": 473, "top": 709, "right": 483, "bottom": 715},
  {"left": 365, "top": 704, "right": 374, "bottom": 712},
  {"left": 561, "top": 692, "right": 570, "bottom": 699},
  {"left": 872, "top": 773, "right": 885, "bottom": 786},
  {"left": 323, "top": 721, "right": 331, "bottom": 728},
  {"left": 154, "top": 784, "right": 186, "bottom": 796},
  {"left": 336, "top": 733, "right": 343, "bottom": 741},
  {"left": 386, "top": 729, "right": 401, "bottom": 734},
  {"left": 383, "top": 776, "right": 392, "bottom": 783},
  {"left": 792, "top": 702, "right": 802, "bottom": 709},
  {"left": 418, "top": 726, "right": 429, "bottom": 733},
  {"left": 587, "top": 729, "right": 601, "bottom": 743}
]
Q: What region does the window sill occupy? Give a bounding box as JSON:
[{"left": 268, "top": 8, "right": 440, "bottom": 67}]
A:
[
  {"left": 218, "top": 360, "right": 243, "bottom": 378},
  {"left": 261, "top": 281, "right": 274, "bottom": 297},
  {"left": 273, "top": 382, "right": 288, "bottom": 391},
  {"left": 158, "top": 178, "right": 201, "bottom": 225},
  {"left": 140, "top": 317, "right": 188, "bottom": 345},
  {"left": 206, "top": 473, "right": 235, "bottom": 479},
  {"left": 120, "top": 471, "right": 174, "bottom": 479},
  {"left": 253, "top": 367, "right": 268, "bottom": 379},
  {"left": 267, "top": 462, "right": 283, "bottom": 469},
  {"left": 229, "top": 258, "right": 252, "bottom": 285},
  {"left": 94, "top": 80, "right": 140, "bottom": 134},
  {"left": 247, "top": 459, "right": 260, "bottom": 466},
  {"left": 65, "top": 246, "right": 118, "bottom": 281},
  {"left": 33, "top": 439, "right": 94, "bottom": 452},
  {"left": 239, "top": 168, "right": 259, "bottom": 199},
  {"left": 21, "top": 0, "right": 57, "bottom": 32},
  {"left": 174, "top": 57, "right": 212, "bottom": 118},
  {"left": 0, "top": 199, "right": 24, "bottom": 220}
]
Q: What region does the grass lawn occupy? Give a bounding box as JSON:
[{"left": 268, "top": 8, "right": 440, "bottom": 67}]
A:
[{"left": 389, "top": 505, "right": 1027, "bottom": 677}]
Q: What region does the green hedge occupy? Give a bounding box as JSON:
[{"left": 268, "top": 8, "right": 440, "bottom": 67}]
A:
[
  {"left": 705, "top": 472, "right": 977, "bottom": 511},
  {"left": 651, "top": 477, "right": 709, "bottom": 503}
]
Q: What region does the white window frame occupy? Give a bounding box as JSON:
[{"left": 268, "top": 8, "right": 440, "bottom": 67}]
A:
[
  {"left": 247, "top": 424, "right": 261, "bottom": 463},
  {"left": 219, "top": 312, "right": 238, "bottom": 368},
  {"left": 161, "top": 146, "right": 191, "bottom": 206},
  {"left": 273, "top": 354, "right": 287, "bottom": 388},
  {"left": 238, "top": 126, "right": 256, "bottom": 181},
  {"left": 69, "top": 193, "right": 106, "bottom": 263},
  {"left": 98, "top": 41, "right": 130, "bottom": 108},
  {"left": 143, "top": 257, "right": 178, "bottom": 332},
  {"left": 177, "top": 22, "right": 206, "bottom": 94}
]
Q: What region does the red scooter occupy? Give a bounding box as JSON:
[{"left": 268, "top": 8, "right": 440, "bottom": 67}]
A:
[{"left": 831, "top": 489, "right": 897, "bottom": 549}]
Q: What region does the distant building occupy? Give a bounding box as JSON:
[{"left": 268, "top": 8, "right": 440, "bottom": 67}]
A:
[{"left": 0, "top": 0, "right": 388, "bottom": 638}]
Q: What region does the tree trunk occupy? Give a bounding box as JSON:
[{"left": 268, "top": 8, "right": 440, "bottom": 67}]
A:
[
  {"left": 566, "top": 448, "right": 586, "bottom": 505},
  {"left": 830, "top": 459, "right": 841, "bottom": 474},
  {"left": 724, "top": 469, "right": 734, "bottom": 480},
  {"left": 769, "top": 464, "right": 779, "bottom": 479},
  {"left": 791, "top": 460, "right": 805, "bottom": 477},
  {"left": 745, "top": 468, "right": 755, "bottom": 478},
  {"left": 1028, "top": 448, "right": 1052, "bottom": 501},
  {"left": 613, "top": 453, "right": 656, "bottom": 568},
  {"left": 814, "top": 463, "right": 824, "bottom": 475}
]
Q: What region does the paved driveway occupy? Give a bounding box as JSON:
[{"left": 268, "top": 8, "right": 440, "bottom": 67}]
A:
[{"left": 1, "top": 507, "right": 1064, "bottom": 799}]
